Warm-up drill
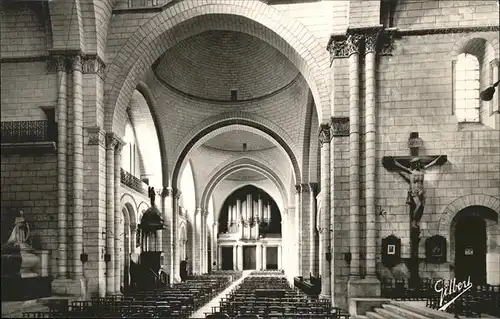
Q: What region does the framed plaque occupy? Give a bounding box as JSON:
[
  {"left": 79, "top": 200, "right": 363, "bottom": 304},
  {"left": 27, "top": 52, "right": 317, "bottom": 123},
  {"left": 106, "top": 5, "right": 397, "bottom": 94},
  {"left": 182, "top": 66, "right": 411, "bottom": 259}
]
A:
[
  {"left": 425, "top": 235, "right": 447, "bottom": 263},
  {"left": 382, "top": 235, "right": 401, "bottom": 268}
]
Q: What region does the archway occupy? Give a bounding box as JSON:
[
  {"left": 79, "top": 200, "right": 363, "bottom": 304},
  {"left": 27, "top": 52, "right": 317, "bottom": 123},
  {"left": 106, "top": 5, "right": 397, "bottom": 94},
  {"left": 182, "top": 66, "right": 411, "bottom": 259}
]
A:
[
  {"left": 450, "top": 205, "right": 498, "bottom": 285},
  {"left": 105, "top": 1, "right": 331, "bottom": 138}
]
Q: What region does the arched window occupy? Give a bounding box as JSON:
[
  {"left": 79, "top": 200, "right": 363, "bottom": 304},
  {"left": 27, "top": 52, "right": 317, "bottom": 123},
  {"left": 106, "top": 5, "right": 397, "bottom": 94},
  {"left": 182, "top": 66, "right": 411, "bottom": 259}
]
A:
[
  {"left": 455, "top": 53, "right": 480, "bottom": 122},
  {"left": 123, "top": 119, "right": 137, "bottom": 176}
]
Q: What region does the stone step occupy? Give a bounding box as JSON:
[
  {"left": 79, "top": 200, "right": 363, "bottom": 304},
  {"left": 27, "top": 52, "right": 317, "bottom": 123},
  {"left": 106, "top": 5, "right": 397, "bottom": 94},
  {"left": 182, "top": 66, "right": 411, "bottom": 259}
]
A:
[
  {"left": 389, "top": 301, "right": 455, "bottom": 319},
  {"left": 365, "top": 310, "right": 385, "bottom": 319},
  {"left": 375, "top": 307, "right": 408, "bottom": 319},
  {"left": 382, "top": 304, "right": 430, "bottom": 319}
]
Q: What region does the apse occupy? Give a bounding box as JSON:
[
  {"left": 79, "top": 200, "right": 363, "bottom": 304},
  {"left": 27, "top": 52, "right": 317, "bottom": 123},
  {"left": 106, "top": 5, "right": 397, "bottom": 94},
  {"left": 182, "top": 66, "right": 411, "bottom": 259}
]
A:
[{"left": 218, "top": 185, "right": 281, "bottom": 236}]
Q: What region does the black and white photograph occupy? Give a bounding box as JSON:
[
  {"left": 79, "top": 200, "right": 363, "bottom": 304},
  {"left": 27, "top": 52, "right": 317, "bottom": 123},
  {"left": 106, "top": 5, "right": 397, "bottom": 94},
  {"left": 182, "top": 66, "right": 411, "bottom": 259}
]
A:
[{"left": 1, "top": 0, "right": 499, "bottom": 318}]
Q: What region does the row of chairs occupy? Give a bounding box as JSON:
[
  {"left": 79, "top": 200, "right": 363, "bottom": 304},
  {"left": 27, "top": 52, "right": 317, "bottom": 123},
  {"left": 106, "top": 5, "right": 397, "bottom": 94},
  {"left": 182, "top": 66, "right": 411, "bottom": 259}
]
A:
[
  {"left": 206, "top": 274, "right": 350, "bottom": 318},
  {"left": 22, "top": 272, "right": 241, "bottom": 318}
]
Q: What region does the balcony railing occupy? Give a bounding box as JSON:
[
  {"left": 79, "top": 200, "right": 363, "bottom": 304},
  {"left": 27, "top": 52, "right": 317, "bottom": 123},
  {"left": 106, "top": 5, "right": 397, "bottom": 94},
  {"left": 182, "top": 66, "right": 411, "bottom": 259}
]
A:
[
  {"left": 1, "top": 120, "right": 57, "bottom": 143},
  {"left": 121, "top": 168, "right": 148, "bottom": 195}
]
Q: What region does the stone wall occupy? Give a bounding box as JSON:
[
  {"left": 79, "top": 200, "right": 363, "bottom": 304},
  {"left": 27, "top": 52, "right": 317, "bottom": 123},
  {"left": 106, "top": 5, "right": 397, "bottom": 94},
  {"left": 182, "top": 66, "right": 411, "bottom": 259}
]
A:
[{"left": 0, "top": 154, "right": 58, "bottom": 276}]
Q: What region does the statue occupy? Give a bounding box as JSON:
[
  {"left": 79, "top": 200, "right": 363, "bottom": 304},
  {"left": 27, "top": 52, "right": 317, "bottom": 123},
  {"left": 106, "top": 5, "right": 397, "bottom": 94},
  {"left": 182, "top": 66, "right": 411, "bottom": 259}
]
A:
[
  {"left": 148, "top": 187, "right": 156, "bottom": 206},
  {"left": 6, "top": 210, "right": 30, "bottom": 248},
  {"left": 392, "top": 155, "right": 444, "bottom": 232}
]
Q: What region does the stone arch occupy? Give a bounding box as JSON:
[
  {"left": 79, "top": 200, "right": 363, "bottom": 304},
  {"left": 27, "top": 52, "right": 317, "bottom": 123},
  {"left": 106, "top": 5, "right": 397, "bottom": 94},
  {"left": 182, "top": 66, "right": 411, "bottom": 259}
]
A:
[
  {"left": 172, "top": 116, "right": 300, "bottom": 190},
  {"left": 104, "top": 1, "right": 330, "bottom": 137},
  {"left": 438, "top": 194, "right": 500, "bottom": 263},
  {"left": 137, "top": 201, "right": 150, "bottom": 220},
  {"left": 135, "top": 82, "right": 169, "bottom": 187},
  {"left": 201, "top": 158, "right": 288, "bottom": 220},
  {"left": 450, "top": 34, "right": 499, "bottom": 59}
]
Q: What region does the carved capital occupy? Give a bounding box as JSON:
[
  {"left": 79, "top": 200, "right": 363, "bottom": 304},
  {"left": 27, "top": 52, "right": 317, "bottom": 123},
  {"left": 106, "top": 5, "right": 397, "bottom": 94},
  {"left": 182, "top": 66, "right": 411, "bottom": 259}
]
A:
[
  {"left": 365, "top": 30, "right": 381, "bottom": 54},
  {"left": 379, "top": 29, "right": 397, "bottom": 56},
  {"left": 327, "top": 35, "right": 349, "bottom": 62},
  {"left": 318, "top": 124, "right": 331, "bottom": 145},
  {"left": 72, "top": 55, "right": 82, "bottom": 72},
  {"left": 300, "top": 183, "right": 311, "bottom": 193},
  {"left": 54, "top": 55, "right": 67, "bottom": 72},
  {"left": 330, "top": 117, "right": 349, "bottom": 137},
  {"left": 115, "top": 137, "right": 125, "bottom": 153},
  {"left": 161, "top": 187, "right": 170, "bottom": 198},
  {"left": 295, "top": 184, "right": 301, "bottom": 194},
  {"left": 82, "top": 55, "right": 106, "bottom": 78},
  {"left": 86, "top": 126, "right": 105, "bottom": 147},
  {"left": 173, "top": 188, "right": 181, "bottom": 199},
  {"left": 106, "top": 132, "right": 118, "bottom": 150},
  {"left": 346, "top": 34, "right": 364, "bottom": 57},
  {"left": 309, "top": 183, "right": 318, "bottom": 195}
]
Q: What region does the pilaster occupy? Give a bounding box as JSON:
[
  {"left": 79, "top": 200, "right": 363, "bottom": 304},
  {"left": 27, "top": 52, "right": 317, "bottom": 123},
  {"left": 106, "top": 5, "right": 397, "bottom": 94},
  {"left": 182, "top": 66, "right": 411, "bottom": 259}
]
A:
[{"left": 105, "top": 133, "right": 118, "bottom": 295}]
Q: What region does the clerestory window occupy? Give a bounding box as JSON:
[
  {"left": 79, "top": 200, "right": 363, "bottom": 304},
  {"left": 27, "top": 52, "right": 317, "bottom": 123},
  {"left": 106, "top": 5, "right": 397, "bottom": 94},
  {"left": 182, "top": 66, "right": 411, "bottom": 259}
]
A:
[{"left": 454, "top": 53, "right": 480, "bottom": 122}]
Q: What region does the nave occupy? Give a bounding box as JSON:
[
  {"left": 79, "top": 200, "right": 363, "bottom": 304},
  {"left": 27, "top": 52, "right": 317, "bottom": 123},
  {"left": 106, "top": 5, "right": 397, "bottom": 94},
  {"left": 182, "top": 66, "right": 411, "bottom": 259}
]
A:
[{"left": 21, "top": 270, "right": 350, "bottom": 319}]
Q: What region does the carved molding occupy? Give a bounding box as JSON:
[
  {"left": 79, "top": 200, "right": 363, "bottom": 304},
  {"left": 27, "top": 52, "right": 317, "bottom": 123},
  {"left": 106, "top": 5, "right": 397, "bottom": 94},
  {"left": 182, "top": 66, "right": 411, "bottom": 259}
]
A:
[
  {"left": 300, "top": 183, "right": 311, "bottom": 193},
  {"left": 86, "top": 126, "right": 105, "bottom": 147},
  {"left": 330, "top": 117, "right": 349, "bottom": 137},
  {"left": 327, "top": 28, "right": 397, "bottom": 59},
  {"left": 309, "top": 183, "right": 318, "bottom": 195},
  {"left": 318, "top": 124, "right": 331, "bottom": 145},
  {"left": 295, "top": 184, "right": 301, "bottom": 194}
]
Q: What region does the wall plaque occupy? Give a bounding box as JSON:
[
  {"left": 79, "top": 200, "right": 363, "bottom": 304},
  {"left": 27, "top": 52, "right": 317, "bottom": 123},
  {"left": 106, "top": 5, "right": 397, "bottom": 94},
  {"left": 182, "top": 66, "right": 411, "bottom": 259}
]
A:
[
  {"left": 382, "top": 235, "right": 401, "bottom": 268},
  {"left": 425, "top": 235, "right": 447, "bottom": 263}
]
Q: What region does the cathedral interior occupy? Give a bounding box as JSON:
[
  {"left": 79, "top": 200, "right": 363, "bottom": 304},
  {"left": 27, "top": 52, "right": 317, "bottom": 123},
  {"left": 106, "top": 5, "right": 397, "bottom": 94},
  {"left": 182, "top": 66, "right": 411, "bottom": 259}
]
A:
[{"left": 1, "top": 0, "right": 499, "bottom": 318}]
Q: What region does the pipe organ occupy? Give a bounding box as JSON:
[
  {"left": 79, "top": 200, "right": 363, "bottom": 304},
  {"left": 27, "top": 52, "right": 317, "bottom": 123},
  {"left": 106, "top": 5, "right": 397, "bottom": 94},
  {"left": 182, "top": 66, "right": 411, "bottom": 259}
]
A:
[{"left": 225, "top": 194, "right": 273, "bottom": 240}]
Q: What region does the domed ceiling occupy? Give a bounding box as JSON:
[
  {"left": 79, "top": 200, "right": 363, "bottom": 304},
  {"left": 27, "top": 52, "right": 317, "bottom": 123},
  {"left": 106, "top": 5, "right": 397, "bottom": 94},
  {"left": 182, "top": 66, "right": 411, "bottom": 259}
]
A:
[
  {"left": 203, "top": 130, "right": 275, "bottom": 152},
  {"left": 153, "top": 30, "right": 299, "bottom": 101}
]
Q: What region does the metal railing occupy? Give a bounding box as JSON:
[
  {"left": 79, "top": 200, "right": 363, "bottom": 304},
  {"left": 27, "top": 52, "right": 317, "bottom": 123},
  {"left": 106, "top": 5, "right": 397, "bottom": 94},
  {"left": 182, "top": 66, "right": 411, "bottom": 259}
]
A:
[
  {"left": 126, "top": 0, "right": 173, "bottom": 8},
  {"left": 1, "top": 120, "right": 57, "bottom": 143},
  {"left": 120, "top": 168, "right": 148, "bottom": 195}
]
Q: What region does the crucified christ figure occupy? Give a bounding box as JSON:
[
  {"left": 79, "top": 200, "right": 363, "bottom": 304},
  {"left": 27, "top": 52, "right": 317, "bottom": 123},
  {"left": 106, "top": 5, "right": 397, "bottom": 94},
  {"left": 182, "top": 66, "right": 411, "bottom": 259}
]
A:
[{"left": 393, "top": 155, "right": 444, "bottom": 230}]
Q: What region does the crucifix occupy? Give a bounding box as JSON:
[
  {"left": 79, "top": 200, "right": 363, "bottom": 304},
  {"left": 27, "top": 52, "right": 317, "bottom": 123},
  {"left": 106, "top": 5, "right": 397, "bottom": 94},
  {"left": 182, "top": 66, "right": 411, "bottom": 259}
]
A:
[{"left": 382, "top": 132, "right": 447, "bottom": 288}]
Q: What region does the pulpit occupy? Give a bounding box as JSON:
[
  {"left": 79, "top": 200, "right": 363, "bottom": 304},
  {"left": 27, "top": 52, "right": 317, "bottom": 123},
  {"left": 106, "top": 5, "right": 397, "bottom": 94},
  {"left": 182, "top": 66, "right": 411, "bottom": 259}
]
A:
[{"left": 131, "top": 205, "right": 165, "bottom": 291}]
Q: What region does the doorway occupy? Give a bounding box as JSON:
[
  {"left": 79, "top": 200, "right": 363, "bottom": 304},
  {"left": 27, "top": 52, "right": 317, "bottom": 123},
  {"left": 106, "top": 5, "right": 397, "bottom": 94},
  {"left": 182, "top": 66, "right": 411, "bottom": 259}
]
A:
[
  {"left": 221, "top": 246, "right": 233, "bottom": 270},
  {"left": 455, "top": 215, "right": 486, "bottom": 284},
  {"left": 243, "top": 246, "right": 256, "bottom": 270},
  {"left": 266, "top": 247, "right": 278, "bottom": 269}
]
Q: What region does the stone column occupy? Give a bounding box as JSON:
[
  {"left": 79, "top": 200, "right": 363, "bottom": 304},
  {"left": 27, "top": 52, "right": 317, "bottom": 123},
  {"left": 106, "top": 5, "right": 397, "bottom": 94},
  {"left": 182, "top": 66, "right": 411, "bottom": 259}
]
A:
[
  {"left": 203, "top": 212, "right": 208, "bottom": 273},
  {"left": 56, "top": 55, "right": 68, "bottom": 278},
  {"left": 173, "top": 189, "right": 181, "bottom": 281},
  {"left": 232, "top": 245, "right": 237, "bottom": 270},
  {"left": 114, "top": 139, "right": 124, "bottom": 293},
  {"left": 263, "top": 245, "right": 267, "bottom": 270},
  {"left": 347, "top": 33, "right": 363, "bottom": 280},
  {"left": 278, "top": 245, "right": 282, "bottom": 270},
  {"left": 161, "top": 187, "right": 173, "bottom": 283},
  {"left": 256, "top": 244, "right": 261, "bottom": 270},
  {"left": 105, "top": 133, "right": 117, "bottom": 294},
  {"left": 238, "top": 245, "right": 243, "bottom": 270},
  {"left": 72, "top": 55, "right": 84, "bottom": 280},
  {"left": 318, "top": 124, "right": 331, "bottom": 299},
  {"left": 310, "top": 183, "right": 318, "bottom": 276},
  {"left": 213, "top": 222, "right": 218, "bottom": 269},
  {"left": 218, "top": 245, "right": 222, "bottom": 267},
  {"left": 237, "top": 199, "right": 243, "bottom": 239},
  {"left": 193, "top": 208, "right": 200, "bottom": 274},
  {"left": 295, "top": 186, "right": 301, "bottom": 277},
  {"left": 365, "top": 30, "right": 379, "bottom": 279}
]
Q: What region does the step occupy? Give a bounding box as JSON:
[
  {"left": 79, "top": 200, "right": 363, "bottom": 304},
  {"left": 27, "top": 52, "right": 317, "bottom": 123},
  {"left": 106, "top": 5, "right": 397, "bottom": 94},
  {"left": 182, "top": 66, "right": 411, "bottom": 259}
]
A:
[
  {"left": 365, "top": 310, "right": 385, "bottom": 319},
  {"left": 375, "top": 307, "right": 407, "bottom": 319},
  {"left": 390, "top": 301, "right": 455, "bottom": 319},
  {"left": 382, "top": 304, "right": 430, "bottom": 319}
]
